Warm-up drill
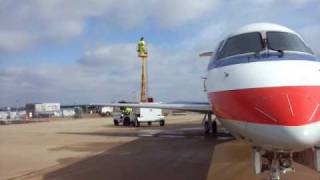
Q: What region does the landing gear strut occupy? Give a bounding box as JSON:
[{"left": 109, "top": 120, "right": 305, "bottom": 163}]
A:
[
  {"left": 203, "top": 113, "right": 217, "bottom": 134},
  {"left": 252, "top": 148, "right": 295, "bottom": 180},
  {"left": 315, "top": 146, "right": 320, "bottom": 171},
  {"left": 252, "top": 148, "right": 262, "bottom": 175}
]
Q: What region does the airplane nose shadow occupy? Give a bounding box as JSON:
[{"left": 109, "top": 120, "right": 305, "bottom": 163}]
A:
[{"left": 43, "top": 124, "right": 234, "bottom": 180}]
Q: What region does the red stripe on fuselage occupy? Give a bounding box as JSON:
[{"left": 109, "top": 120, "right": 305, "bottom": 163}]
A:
[{"left": 209, "top": 86, "right": 320, "bottom": 126}]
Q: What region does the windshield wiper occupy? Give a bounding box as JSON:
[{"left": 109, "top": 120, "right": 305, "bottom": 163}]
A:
[
  {"left": 254, "top": 48, "right": 284, "bottom": 58},
  {"left": 254, "top": 49, "right": 268, "bottom": 58},
  {"left": 254, "top": 38, "right": 269, "bottom": 58},
  {"left": 268, "top": 47, "right": 284, "bottom": 57}
]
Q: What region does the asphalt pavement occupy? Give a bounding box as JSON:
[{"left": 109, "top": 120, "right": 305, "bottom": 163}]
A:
[{"left": 0, "top": 114, "right": 319, "bottom": 180}]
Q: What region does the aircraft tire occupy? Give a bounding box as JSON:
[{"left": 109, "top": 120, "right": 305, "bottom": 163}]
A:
[
  {"left": 131, "top": 120, "right": 136, "bottom": 127},
  {"left": 124, "top": 117, "right": 130, "bottom": 126},
  {"left": 160, "top": 120, "right": 165, "bottom": 126},
  {"left": 204, "top": 121, "right": 210, "bottom": 134},
  {"left": 114, "top": 120, "right": 119, "bottom": 126},
  {"left": 212, "top": 121, "right": 217, "bottom": 134}
]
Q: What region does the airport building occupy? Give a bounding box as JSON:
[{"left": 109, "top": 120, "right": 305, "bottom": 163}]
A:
[{"left": 26, "top": 103, "right": 60, "bottom": 118}]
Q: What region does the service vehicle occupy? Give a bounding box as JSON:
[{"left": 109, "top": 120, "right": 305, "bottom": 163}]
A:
[
  {"left": 99, "top": 106, "right": 113, "bottom": 116},
  {"left": 113, "top": 107, "right": 165, "bottom": 127}
]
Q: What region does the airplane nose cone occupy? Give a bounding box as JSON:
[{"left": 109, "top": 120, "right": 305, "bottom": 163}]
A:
[
  {"left": 254, "top": 91, "right": 320, "bottom": 126},
  {"left": 211, "top": 86, "right": 320, "bottom": 126},
  {"left": 279, "top": 123, "right": 320, "bottom": 150},
  {"left": 210, "top": 86, "right": 320, "bottom": 150},
  {"left": 251, "top": 87, "right": 320, "bottom": 150}
]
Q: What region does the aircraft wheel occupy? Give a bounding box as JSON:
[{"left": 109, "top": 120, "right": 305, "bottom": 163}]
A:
[
  {"left": 159, "top": 120, "right": 165, "bottom": 126},
  {"left": 204, "top": 121, "right": 210, "bottom": 134},
  {"left": 114, "top": 120, "right": 119, "bottom": 126},
  {"left": 148, "top": 122, "right": 152, "bottom": 126},
  {"left": 212, "top": 121, "right": 217, "bottom": 134},
  {"left": 123, "top": 117, "right": 130, "bottom": 126},
  {"left": 131, "top": 120, "right": 136, "bottom": 127}
]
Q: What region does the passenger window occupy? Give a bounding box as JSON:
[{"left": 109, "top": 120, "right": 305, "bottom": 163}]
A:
[{"left": 217, "top": 32, "right": 263, "bottom": 59}]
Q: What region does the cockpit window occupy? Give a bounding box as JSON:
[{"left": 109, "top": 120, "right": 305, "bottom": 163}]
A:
[
  {"left": 267, "top": 31, "right": 313, "bottom": 54},
  {"left": 217, "top": 32, "right": 263, "bottom": 59}
]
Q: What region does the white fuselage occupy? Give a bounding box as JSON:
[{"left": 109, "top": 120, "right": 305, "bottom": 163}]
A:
[{"left": 207, "top": 55, "right": 320, "bottom": 152}]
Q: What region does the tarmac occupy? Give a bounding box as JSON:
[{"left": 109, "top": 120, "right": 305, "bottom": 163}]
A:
[{"left": 0, "top": 114, "right": 319, "bottom": 180}]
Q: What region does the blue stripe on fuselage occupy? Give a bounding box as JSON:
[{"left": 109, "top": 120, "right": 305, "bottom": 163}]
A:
[{"left": 207, "top": 52, "right": 319, "bottom": 70}]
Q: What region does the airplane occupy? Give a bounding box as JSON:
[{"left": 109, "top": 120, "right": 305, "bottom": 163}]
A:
[{"left": 100, "top": 23, "right": 320, "bottom": 180}]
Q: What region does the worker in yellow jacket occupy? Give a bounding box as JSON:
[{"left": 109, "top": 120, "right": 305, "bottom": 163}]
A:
[
  {"left": 137, "top": 37, "right": 147, "bottom": 57},
  {"left": 123, "top": 107, "right": 133, "bottom": 115}
]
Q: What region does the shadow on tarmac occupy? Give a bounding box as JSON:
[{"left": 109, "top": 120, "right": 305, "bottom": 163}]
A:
[{"left": 44, "top": 125, "right": 234, "bottom": 180}]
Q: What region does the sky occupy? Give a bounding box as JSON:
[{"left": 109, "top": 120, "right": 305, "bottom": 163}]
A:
[{"left": 0, "top": 0, "right": 319, "bottom": 106}]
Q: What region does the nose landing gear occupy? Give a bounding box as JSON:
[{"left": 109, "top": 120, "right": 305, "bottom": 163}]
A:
[
  {"left": 203, "top": 113, "right": 217, "bottom": 134},
  {"left": 270, "top": 153, "right": 295, "bottom": 180},
  {"left": 252, "top": 148, "right": 295, "bottom": 180}
]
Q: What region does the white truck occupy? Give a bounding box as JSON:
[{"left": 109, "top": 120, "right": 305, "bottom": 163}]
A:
[
  {"left": 113, "top": 107, "right": 165, "bottom": 127},
  {"left": 99, "top": 106, "right": 114, "bottom": 116}
]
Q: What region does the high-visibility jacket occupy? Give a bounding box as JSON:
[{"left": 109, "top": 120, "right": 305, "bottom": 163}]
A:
[
  {"left": 138, "top": 40, "right": 145, "bottom": 52},
  {"left": 123, "top": 107, "right": 133, "bottom": 115}
]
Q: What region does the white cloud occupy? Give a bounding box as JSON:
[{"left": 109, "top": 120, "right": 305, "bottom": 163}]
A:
[
  {"left": 242, "top": 0, "right": 318, "bottom": 5},
  {"left": 78, "top": 44, "right": 138, "bottom": 69},
  {"left": 0, "top": 0, "right": 221, "bottom": 52},
  {"left": 0, "top": 0, "right": 317, "bottom": 53},
  {"left": 287, "top": 0, "right": 318, "bottom": 5},
  {"left": 0, "top": 63, "right": 137, "bottom": 106},
  {"left": 0, "top": 0, "right": 319, "bottom": 106},
  {"left": 0, "top": 31, "right": 35, "bottom": 52},
  {"left": 78, "top": 43, "right": 208, "bottom": 102},
  {"left": 299, "top": 25, "right": 320, "bottom": 54},
  {"left": 0, "top": 43, "right": 208, "bottom": 106},
  {"left": 152, "top": 0, "right": 220, "bottom": 27}
]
